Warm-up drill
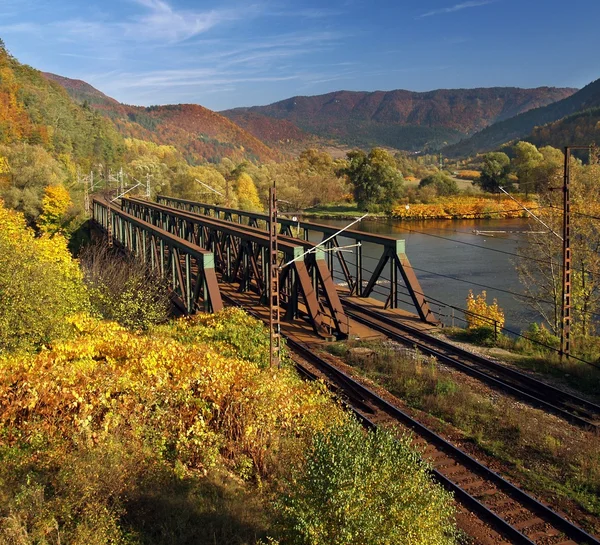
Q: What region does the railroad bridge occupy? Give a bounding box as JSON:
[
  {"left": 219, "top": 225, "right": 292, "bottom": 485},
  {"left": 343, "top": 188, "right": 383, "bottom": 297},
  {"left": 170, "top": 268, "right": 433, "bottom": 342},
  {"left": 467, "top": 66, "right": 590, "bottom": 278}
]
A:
[{"left": 91, "top": 195, "right": 436, "bottom": 339}]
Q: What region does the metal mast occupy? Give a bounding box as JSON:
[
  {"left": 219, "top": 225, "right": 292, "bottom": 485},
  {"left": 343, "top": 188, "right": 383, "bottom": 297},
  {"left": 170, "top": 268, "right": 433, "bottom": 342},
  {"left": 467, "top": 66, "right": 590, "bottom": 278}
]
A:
[
  {"left": 560, "top": 147, "right": 572, "bottom": 359},
  {"left": 269, "top": 182, "right": 281, "bottom": 368},
  {"left": 560, "top": 145, "right": 595, "bottom": 359}
]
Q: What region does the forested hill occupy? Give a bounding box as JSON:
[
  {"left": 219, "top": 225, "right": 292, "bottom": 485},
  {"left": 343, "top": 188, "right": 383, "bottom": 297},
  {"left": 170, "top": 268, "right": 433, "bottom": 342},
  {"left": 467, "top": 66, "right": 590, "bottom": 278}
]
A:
[
  {"left": 221, "top": 87, "right": 576, "bottom": 151},
  {"left": 220, "top": 110, "right": 315, "bottom": 150},
  {"left": 0, "top": 47, "right": 124, "bottom": 171},
  {"left": 43, "top": 73, "right": 279, "bottom": 164},
  {"left": 527, "top": 107, "right": 600, "bottom": 149},
  {"left": 444, "top": 78, "right": 600, "bottom": 157}
]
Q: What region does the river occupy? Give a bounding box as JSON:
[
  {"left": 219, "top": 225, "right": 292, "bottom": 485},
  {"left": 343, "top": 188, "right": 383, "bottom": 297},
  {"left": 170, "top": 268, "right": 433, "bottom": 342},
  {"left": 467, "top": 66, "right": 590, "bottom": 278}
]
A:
[{"left": 310, "top": 217, "right": 541, "bottom": 333}]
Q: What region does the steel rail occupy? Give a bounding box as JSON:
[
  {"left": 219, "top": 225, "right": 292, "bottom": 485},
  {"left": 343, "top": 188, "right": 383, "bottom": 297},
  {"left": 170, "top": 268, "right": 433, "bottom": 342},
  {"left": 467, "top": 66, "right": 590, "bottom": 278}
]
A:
[
  {"left": 220, "top": 291, "right": 599, "bottom": 545},
  {"left": 286, "top": 338, "right": 600, "bottom": 545},
  {"left": 342, "top": 298, "right": 600, "bottom": 430},
  {"left": 286, "top": 339, "right": 538, "bottom": 545}
]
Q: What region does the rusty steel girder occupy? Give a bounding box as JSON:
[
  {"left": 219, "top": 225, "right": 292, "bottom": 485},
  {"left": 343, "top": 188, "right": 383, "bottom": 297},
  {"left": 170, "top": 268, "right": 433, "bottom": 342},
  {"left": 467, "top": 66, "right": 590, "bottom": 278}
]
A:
[
  {"left": 92, "top": 198, "right": 223, "bottom": 314},
  {"left": 122, "top": 197, "right": 349, "bottom": 339},
  {"left": 157, "top": 195, "right": 437, "bottom": 324}
]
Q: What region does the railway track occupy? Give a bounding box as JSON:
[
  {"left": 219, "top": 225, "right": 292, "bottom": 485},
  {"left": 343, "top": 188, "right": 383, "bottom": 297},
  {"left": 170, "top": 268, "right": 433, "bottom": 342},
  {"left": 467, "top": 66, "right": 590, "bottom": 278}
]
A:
[
  {"left": 116, "top": 198, "right": 600, "bottom": 543},
  {"left": 286, "top": 336, "right": 600, "bottom": 545},
  {"left": 341, "top": 298, "right": 600, "bottom": 430},
  {"left": 145, "top": 197, "right": 600, "bottom": 430},
  {"left": 219, "top": 291, "right": 599, "bottom": 545}
]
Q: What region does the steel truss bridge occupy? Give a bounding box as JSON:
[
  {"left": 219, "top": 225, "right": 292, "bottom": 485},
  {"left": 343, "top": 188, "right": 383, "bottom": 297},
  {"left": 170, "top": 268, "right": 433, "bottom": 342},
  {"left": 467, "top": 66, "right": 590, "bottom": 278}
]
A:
[
  {"left": 156, "top": 195, "right": 435, "bottom": 324},
  {"left": 92, "top": 195, "right": 436, "bottom": 338},
  {"left": 92, "top": 199, "right": 223, "bottom": 315}
]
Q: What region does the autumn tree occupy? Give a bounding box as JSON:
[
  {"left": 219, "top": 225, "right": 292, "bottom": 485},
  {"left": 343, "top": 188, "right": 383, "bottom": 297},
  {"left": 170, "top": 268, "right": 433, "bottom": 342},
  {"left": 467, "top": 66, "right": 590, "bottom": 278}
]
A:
[
  {"left": 238, "top": 151, "right": 347, "bottom": 211},
  {"left": 171, "top": 164, "right": 231, "bottom": 206},
  {"left": 0, "top": 154, "right": 8, "bottom": 185},
  {"left": 512, "top": 141, "right": 543, "bottom": 194},
  {"left": 418, "top": 171, "right": 459, "bottom": 196},
  {"left": 123, "top": 138, "right": 184, "bottom": 197},
  {"left": 477, "top": 152, "right": 511, "bottom": 193},
  {"left": 340, "top": 148, "right": 404, "bottom": 211},
  {"left": 38, "top": 184, "right": 72, "bottom": 235},
  {"left": 516, "top": 155, "right": 600, "bottom": 343},
  {"left": 0, "top": 143, "right": 68, "bottom": 221},
  {"left": 235, "top": 172, "right": 262, "bottom": 212},
  {"left": 533, "top": 146, "right": 564, "bottom": 192}
]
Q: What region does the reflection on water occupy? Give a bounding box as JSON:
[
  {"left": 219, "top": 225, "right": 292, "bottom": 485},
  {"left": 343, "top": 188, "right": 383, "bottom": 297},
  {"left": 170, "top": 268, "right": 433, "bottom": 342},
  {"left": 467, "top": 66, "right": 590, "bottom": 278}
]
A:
[{"left": 308, "top": 217, "right": 540, "bottom": 333}]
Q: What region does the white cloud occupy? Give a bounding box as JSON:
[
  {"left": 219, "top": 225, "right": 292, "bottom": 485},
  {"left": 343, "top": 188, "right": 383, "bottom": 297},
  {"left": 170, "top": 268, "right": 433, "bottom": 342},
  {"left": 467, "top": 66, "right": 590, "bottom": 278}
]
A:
[
  {"left": 0, "top": 22, "right": 39, "bottom": 33},
  {"left": 122, "top": 0, "right": 231, "bottom": 43},
  {"left": 47, "top": 0, "right": 250, "bottom": 45},
  {"left": 417, "top": 0, "right": 496, "bottom": 19}
]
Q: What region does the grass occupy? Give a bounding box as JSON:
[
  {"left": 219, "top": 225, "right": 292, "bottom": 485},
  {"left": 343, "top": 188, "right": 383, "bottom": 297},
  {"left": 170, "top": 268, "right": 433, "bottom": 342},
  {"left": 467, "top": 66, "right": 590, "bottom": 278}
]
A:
[
  {"left": 301, "top": 202, "right": 384, "bottom": 218},
  {"left": 443, "top": 326, "right": 600, "bottom": 401},
  {"left": 325, "top": 339, "right": 600, "bottom": 532}
]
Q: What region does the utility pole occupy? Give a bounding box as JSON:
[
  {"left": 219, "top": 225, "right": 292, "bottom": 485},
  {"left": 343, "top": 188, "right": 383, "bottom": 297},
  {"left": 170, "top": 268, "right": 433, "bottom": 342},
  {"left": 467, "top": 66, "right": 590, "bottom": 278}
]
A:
[
  {"left": 269, "top": 182, "right": 281, "bottom": 368},
  {"left": 146, "top": 173, "right": 151, "bottom": 198},
  {"left": 560, "top": 147, "right": 572, "bottom": 360},
  {"left": 560, "top": 145, "right": 594, "bottom": 360}
]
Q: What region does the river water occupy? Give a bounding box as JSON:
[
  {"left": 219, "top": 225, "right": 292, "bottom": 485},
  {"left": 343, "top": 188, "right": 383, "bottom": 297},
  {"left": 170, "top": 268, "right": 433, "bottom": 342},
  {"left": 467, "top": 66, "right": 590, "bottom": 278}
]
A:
[{"left": 311, "top": 217, "right": 540, "bottom": 333}]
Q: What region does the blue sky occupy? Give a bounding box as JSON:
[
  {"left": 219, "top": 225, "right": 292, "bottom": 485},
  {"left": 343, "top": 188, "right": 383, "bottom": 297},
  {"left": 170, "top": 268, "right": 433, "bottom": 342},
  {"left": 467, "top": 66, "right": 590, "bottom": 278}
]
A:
[{"left": 1, "top": 0, "right": 599, "bottom": 110}]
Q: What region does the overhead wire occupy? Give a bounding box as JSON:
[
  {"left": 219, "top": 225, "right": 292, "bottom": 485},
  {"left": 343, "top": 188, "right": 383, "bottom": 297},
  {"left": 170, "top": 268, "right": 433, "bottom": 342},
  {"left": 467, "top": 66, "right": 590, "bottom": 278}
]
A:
[
  {"left": 401, "top": 228, "right": 552, "bottom": 264},
  {"left": 355, "top": 238, "right": 600, "bottom": 312},
  {"left": 313, "top": 247, "right": 600, "bottom": 368}
]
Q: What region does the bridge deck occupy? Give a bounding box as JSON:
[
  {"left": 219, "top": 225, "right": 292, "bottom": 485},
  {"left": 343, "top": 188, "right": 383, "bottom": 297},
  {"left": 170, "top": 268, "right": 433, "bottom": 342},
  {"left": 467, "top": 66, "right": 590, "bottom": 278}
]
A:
[
  {"left": 342, "top": 295, "right": 439, "bottom": 334},
  {"left": 219, "top": 282, "right": 384, "bottom": 346}
]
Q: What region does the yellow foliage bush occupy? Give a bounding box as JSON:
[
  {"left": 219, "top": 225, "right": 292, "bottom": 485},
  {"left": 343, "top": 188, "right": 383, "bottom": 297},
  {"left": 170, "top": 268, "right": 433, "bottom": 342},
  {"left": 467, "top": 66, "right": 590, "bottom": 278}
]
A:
[
  {"left": 0, "top": 311, "right": 344, "bottom": 475},
  {"left": 456, "top": 170, "right": 480, "bottom": 180},
  {"left": 38, "top": 184, "right": 72, "bottom": 234},
  {"left": 0, "top": 200, "right": 87, "bottom": 351},
  {"left": 465, "top": 290, "right": 505, "bottom": 330},
  {"left": 392, "top": 196, "right": 537, "bottom": 220}
]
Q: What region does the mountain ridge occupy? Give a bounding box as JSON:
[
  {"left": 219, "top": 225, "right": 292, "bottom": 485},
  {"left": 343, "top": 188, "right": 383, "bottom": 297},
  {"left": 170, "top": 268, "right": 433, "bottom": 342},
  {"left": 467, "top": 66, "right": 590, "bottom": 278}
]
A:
[
  {"left": 221, "top": 86, "right": 577, "bottom": 151},
  {"left": 443, "top": 78, "right": 600, "bottom": 157},
  {"left": 43, "top": 72, "right": 280, "bottom": 163}
]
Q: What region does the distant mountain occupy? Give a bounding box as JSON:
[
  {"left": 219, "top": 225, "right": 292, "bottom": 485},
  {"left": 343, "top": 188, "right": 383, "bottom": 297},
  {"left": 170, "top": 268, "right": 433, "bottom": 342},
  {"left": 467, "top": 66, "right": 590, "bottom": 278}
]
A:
[
  {"left": 221, "top": 87, "right": 577, "bottom": 152},
  {"left": 44, "top": 73, "right": 279, "bottom": 163},
  {"left": 222, "top": 110, "right": 314, "bottom": 149},
  {"left": 444, "top": 78, "right": 600, "bottom": 157},
  {"left": 527, "top": 107, "right": 600, "bottom": 149}
]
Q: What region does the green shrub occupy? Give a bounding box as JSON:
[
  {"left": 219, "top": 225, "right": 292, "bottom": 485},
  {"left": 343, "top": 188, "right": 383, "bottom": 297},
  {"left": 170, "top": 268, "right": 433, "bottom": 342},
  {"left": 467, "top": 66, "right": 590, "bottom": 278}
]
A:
[
  {"left": 277, "top": 419, "right": 456, "bottom": 545},
  {"left": 418, "top": 172, "right": 459, "bottom": 197},
  {"left": 164, "top": 307, "right": 288, "bottom": 368},
  {"left": 519, "top": 323, "right": 560, "bottom": 353}
]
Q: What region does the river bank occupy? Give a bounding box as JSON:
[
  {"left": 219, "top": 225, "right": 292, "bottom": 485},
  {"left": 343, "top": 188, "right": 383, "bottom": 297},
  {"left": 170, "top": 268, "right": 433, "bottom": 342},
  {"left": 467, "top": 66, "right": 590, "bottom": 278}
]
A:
[{"left": 300, "top": 195, "right": 537, "bottom": 222}]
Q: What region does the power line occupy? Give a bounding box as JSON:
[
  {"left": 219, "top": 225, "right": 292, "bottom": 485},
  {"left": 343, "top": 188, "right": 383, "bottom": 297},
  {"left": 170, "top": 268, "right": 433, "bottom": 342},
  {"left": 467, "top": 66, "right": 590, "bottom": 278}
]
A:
[
  {"left": 402, "top": 228, "right": 552, "bottom": 264},
  {"left": 548, "top": 205, "right": 600, "bottom": 222},
  {"left": 331, "top": 259, "right": 600, "bottom": 367}
]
